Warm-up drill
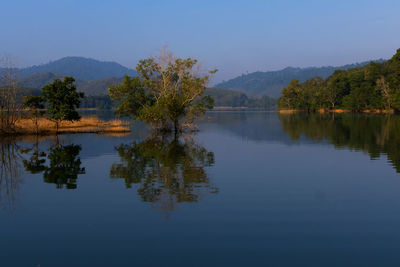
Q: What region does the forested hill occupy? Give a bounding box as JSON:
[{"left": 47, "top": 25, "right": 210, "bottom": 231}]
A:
[
  {"left": 16, "top": 57, "right": 136, "bottom": 80},
  {"left": 19, "top": 72, "right": 124, "bottom": 95},
  {"left": 278, "top": 48, "right": 400, "bottom": 112},
  {"left": 16, "top": 73, "right": 277, "bottom": 109},
  {"left": 216, "top": 61, "right": 383, "bottom": 97}
]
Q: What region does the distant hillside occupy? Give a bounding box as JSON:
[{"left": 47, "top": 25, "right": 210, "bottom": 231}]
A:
[
  {"left": 78, "top": 77, "right": 124, "bottom": 95},
  {"left": 19, "top": 72, "right": 276, "bottom": 108},
  {"left": 17, "top": 57, "right": 136, "bottom": 80},
  {"left": 216, "top": 61, "right": 384, "bottom": 97},
  {"left": 205, "top": 88, "right": 249, "bottom": 107},
  {"left": 206, "top": 88, "right": 277, "bottom": 109},
  {"left": 20, "top": 72, "right": 69, "bottom": 89},
  {"left": 20, "top": 72, "right": 123, "bottom": 95}
]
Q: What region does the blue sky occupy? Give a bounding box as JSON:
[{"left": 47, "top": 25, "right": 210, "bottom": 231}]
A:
[{"left": 1, "top": 0, "right": 399, "bottom": 83}]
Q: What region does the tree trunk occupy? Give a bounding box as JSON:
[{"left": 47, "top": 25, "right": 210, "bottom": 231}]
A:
[{"left": 35, "top": 116, "right": 39, "bottom": 135}]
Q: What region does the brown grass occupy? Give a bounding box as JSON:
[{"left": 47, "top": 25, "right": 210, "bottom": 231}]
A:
[
  {"left": 278, "top": 109, "right": 299, "bottom": 114},
  {"left": 8, "top": 115, "right": 130, "bottom": 135}
]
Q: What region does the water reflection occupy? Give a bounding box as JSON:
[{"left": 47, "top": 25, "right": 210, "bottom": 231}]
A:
[
  {"left": 23, "top": 143, "right": 85, "bottom": 189},
  {"left": 0, "top": 139, "right": 22, "bottom": 210},
  {"left": 110, "top": 136, "right": 217, "bottom": 211},
  {"left": 279, "top": 113, "right": 400, "bottom": 172}
]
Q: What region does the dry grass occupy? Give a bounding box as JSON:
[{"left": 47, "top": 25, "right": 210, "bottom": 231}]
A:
[
  {"left": 278, "top": 109, "right": 299, "bottom": 114},
  {"left": 9, "top": 115, "right": 130, "bottom": 135}
]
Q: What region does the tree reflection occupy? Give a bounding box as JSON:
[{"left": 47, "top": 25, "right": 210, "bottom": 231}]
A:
[
  {"left": 279, "top": 113, "right": 400, "bottom": 172},
  {"left": 110, "top": 136, "right": 217, "bottom": 211},
  {"left": 22, "top": 140, "right": 47, "bottom": 174},
  {"left": 0, "top": 139, "right": 22, "bottom": 210},
  {"left": 23, "top": 143, "right": 85, "bottom": 189}
]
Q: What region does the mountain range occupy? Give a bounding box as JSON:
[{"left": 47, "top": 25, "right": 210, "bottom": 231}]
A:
[
  {"left": 16, "top": 56, "right": 136, "bottom": 80},
  {"left": 215, "top": 61, "right": 384, "bottom": 97},
  {"left": 12, "top": 56, "right": 384, "bottom": 99}
]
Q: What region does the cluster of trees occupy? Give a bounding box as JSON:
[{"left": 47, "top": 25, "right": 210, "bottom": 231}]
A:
[
  {"left": 80, "top": 91, "right": 277, "bottom": 110},
  {"left": 0, "top": 55, "right": 85, "bottom": 135},
  {"left": 279, "top": 49, "right": 400, "bottom": 112},
  {"left": 23, "top": 77, "right": 84, "bottom": 133},
  {"left": 215, "top": 62, "right": 376, "bottom": 97},
  {"left": 2, "top": 49, "right": 220, "bottom": 136}
]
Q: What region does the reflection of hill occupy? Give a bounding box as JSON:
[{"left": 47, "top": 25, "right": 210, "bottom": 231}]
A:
[
  {"left": 110, "top": 136, "right": 217, "bottom": 212},
  {"left": 202, "top": 111, "right": 296, "bottom": 145},
  {"left": 279, "top": 113, "right": 400, "bottom": 173}
]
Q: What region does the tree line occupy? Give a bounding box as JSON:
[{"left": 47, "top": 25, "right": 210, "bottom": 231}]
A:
[{"left": 278, "top": 48, "right": 400, "bottom": 112}]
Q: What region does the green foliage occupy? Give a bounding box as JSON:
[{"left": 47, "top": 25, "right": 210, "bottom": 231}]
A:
[
  {"left": 22, "top": 95, "right": 46, "bottom": 133},
  {"left": 278, "top": 49, "right": 400, "bottom": 112},
  {"left": 109, "top": 51, "right": 216, "bottom": 133},
  {"left": 81, "top": 95, "right": 114, "bottom": 109},
  {"left": 22, "top": 95, "right": 45, "bottom": 112},
  {"left": 216, "top": 61, "right": 381, "bottom": 97},
  {"left": 41, "top": 77, "right": 84, "bottom": 130}
]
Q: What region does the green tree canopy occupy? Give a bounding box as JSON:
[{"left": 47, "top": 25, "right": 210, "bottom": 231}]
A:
[
  {"left": 22, "top": 95, "right": 46, "bottom": 134},
  {"left": 41, "top": 77, "right": 84, "bottom": 132},
  {"left": 109, "top": 49, "right": 216, "bottom": 134},
  {"left": 278, "top": 48, "right": 400, "bottom": 112}
]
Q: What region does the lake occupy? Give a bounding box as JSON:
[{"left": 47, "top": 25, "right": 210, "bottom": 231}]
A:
[{"left": 1, "top": 111, "right": 400, "bottom": 266}]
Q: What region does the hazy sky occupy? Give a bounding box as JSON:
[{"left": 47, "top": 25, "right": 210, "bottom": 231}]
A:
[{"left": 1, "top": 0, "right": 400, "bottom": 84}]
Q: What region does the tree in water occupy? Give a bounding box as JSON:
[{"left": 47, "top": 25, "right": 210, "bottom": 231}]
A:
[{"left": 109, "top": 48, "right": 216, "bottom": 135}]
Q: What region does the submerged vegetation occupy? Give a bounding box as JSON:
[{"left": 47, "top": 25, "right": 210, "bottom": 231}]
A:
[
  {"left": 0, "top": 65, "right": 131, "bottom": 135},
  {"left": 278, "top": 48, "right": 400, "bottom": 112}
]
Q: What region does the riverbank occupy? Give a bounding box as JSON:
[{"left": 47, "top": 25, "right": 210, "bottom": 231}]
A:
[
  {"left": 279, "top": 109, "right": 395, "bottom": 114},
  {"left": 3, "top": 116, "right": 130, "bottom": 135}
]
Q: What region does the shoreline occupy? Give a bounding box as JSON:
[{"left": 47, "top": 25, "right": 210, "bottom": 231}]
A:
[
  {"left": 0, "top": 116, "right": 131, "bottom": 136},
  {"left": 278, "top": 109, "right": 395, "bottom": 114}
]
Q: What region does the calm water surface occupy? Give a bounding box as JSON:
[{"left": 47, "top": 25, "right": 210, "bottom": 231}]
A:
[{"left": 1, "top": 111, "right": 400, "bottom": 266}]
